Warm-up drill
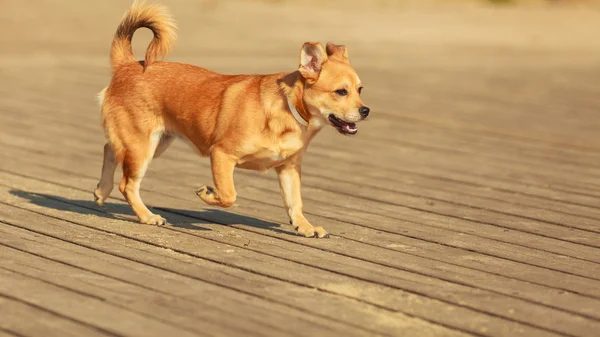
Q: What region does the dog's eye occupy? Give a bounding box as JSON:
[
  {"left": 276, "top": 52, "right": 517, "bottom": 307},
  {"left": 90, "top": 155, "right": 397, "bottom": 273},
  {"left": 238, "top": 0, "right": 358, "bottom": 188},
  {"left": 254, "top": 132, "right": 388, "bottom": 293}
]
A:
[
  {"left": 335, "top": 89, "right": 348, "bottom": 96},
  {"left": 358, "top": 87, "right": 363, "bottom": 94}
]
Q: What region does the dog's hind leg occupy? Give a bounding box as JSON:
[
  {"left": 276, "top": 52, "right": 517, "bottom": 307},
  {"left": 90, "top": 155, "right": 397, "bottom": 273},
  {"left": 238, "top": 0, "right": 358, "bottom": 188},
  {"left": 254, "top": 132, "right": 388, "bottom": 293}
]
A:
[
  {"left": 119, "top": 130, "right": 167, "bottom": 225},
  {"left": 94, "top": 143, "right": 118, "bottom": 206}
]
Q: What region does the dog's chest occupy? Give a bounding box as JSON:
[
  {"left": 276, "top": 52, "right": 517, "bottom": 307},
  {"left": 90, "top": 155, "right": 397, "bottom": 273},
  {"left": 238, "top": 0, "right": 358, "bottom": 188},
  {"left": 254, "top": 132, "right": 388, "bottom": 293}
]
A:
[{"left": 237, "top": 132, "right": 305, "bottom": 169}]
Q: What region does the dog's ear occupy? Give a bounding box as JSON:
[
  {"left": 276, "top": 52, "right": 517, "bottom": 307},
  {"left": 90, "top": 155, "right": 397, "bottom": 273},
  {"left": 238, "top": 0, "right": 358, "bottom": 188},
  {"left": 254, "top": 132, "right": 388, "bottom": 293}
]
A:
[
  {"left": 299, "top": 42, "right": 328, "bottom": 82},
  {"left": 326, "top": 42, "right": 348, "bottom": 61}
]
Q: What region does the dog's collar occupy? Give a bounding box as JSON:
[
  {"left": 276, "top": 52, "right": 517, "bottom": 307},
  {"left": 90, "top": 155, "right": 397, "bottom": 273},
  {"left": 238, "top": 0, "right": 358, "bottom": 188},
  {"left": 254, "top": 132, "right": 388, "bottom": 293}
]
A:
[{"left": 287, "top": 99, "right": 309, "bottom": 127}]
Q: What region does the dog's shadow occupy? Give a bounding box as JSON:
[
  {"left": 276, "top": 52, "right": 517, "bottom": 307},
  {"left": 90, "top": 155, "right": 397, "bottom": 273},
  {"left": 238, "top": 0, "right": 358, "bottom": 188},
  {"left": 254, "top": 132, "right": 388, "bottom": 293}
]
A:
[{"left": 9, "top": 189, "right": 290, "bottom": 235}]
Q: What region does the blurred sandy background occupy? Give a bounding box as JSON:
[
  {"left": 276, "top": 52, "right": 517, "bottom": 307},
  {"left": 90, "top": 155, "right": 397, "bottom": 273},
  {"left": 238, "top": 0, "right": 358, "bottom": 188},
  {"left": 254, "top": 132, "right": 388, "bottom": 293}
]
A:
[{"left": 1, "top": 0, "right": 600, "bottom": 145}]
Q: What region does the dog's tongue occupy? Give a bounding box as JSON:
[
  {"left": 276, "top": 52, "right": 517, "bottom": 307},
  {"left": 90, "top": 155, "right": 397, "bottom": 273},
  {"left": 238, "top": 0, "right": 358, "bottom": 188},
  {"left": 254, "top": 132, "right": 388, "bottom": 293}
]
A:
[{"left": 342, "top": 122, "right": 357, "bottom": 133}]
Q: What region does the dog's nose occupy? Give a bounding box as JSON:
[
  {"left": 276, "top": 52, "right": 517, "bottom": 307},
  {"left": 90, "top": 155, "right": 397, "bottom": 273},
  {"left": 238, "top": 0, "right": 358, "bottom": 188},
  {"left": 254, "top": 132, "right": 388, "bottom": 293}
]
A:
[{"left": 359, "top": 106, "right": 370, "bottom": 118}]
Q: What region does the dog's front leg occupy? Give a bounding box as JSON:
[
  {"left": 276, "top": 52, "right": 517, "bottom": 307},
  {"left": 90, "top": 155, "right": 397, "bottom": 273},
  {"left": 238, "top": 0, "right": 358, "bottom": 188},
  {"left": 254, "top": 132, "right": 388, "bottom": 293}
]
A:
[
  {"left": 276, "top": 163, "right": 329, "bottom": 238},
  {"left": 196, "top": 148, "right": 237, "bottom": 208}
]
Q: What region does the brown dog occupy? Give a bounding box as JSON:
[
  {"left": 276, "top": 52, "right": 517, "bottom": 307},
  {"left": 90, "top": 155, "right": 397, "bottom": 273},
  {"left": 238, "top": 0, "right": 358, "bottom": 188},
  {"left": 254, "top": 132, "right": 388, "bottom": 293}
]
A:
[{"left": 93, "top": 0, "right": 370, "bottom": 238}]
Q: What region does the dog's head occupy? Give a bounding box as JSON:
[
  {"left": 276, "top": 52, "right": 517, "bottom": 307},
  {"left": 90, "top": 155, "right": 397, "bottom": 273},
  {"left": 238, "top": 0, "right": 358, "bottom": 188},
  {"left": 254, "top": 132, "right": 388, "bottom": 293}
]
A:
[{"left": 299, "top": 42, "right": 369, "bottom": 135}]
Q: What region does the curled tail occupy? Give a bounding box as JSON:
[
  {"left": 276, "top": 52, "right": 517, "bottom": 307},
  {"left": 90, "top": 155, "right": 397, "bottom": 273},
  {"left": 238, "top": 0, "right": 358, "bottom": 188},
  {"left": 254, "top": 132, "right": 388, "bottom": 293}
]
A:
[{"left": 110, "top": 0, "right": 177, "bottom": 73}]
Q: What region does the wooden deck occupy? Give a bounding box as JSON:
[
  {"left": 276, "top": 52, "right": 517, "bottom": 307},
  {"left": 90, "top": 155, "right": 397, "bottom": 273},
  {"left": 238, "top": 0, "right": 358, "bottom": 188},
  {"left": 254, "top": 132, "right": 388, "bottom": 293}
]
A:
[{"left": 1, "top": 1, "right": 600, "bottom": 336}]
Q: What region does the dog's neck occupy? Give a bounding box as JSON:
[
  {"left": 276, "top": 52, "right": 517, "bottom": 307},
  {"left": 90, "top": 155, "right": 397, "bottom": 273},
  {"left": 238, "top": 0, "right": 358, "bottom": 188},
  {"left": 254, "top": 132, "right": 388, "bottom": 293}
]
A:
[
  {"left": 287, "top": 97, "right": 309, "bottom": 127},
  {"left": 280, "top": 72, "right": 313, "bottom": 128}
]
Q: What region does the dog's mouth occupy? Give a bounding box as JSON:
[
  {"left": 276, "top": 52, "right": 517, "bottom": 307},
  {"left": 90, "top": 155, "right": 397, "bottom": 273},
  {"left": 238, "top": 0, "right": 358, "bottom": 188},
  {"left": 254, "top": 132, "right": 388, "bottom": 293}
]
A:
[{"left": 328, "top": 114, "right": 357, "bottom": 135}]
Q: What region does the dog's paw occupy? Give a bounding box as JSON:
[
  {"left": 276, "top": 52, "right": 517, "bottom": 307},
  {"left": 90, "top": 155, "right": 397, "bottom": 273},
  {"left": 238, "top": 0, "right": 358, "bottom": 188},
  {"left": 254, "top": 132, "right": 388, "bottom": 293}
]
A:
[
  {"left": 93, "top": 185, "right": 108, "bottom": 206},
  {"left": 313, "top": 226, "right": 330, "bottom": 238},
  {"left": 196, "top": 185, "right": 218, "bottom": 205},
  {"left": 195, "top": 185, "right": 215, "bottom": 196},
  {"left": 293, "top": 221, "right": 330, "bottom": 239},
  {"left": 140, "top": 214, "right": 167, "bottom": 226}
]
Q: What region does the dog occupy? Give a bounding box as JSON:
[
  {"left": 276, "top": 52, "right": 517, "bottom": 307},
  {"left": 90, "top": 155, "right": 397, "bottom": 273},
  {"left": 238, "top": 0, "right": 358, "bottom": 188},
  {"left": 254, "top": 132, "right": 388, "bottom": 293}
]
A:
[{"left": 93, "top": 0, "right": 370, "bottom": 238}]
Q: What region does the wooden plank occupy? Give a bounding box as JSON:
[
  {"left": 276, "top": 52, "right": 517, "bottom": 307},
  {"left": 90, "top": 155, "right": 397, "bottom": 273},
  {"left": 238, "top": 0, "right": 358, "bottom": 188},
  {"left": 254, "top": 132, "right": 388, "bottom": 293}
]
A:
[
  {"left": 341, "top": 117, "right": 600, "bottom": 180},
  {"left": 0, "top": 174, "right": 596, "bottom": 337},
  {"left": 3, "top": 136, "right": 600, "bottom": 285},
  {"left": 297, "top": 153, "right": 600, "bottom": 221},
  {"left": 4, "top": 141, "right": 600, "bottom": 312},
  {"left": 0, "top": 269, "right": 202, "bottom": 337},
  {"left": 2, "top": 122, "right": 599, "bottom": 264},
  {"left": 294, "top": 163, "right": 600, "bottom": 236},
  {"left": 0, "top": 229, "right": 397, "bottom": 337},
  {"left": 365, "top": 70, "right": 600, "bottom": 151},
  {"left": 0, "top": 244, "right": 357, "bottom": 337},
  {"left": 0, "top": 203, "right": 458, "bottom": 337},
  {"left": 0, "top": 297, "right": 111, "bottom": 337},
  {"left": 303, "top": 142, "right": 600, "bottom": 208},
  {"left": 3, "top": 134, "right": 600, "bottom": 295},
  {"left": 0, "top": 191, "right": 560, "bottom": 337},
  {"left": 307, "top": 136, "right": 600, "bottom": 198},
  {"left": 371, "top": 117, "right": 600, "bottom": 167},
  {"left": 0, "top": 328, "right": 22, "bottom": 337}
]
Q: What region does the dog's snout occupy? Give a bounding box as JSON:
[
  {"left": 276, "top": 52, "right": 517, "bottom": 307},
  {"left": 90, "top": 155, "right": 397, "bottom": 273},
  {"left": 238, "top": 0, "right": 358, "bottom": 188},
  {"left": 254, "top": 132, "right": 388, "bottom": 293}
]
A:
[{"left": 359, "top": 106, "right": 370, "bottom": 118}]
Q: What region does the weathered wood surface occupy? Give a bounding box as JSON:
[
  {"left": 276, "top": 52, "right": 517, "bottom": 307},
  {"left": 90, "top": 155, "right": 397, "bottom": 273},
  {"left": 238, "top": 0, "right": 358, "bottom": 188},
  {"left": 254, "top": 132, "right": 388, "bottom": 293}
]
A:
[{"left": 1, "top": 0, "right": 599, "bottom": 336}]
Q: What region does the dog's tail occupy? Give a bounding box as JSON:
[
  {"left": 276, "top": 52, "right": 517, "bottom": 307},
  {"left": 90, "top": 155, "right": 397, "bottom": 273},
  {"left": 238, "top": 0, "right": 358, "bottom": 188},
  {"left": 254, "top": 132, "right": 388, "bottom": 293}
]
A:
[{"left": 110, "top": 0, "right": 177, "bottom": 73}]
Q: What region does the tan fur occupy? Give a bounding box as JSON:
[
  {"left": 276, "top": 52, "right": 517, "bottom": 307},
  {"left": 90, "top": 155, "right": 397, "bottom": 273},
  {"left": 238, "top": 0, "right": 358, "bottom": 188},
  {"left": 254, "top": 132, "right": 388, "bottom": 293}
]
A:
[{"left": 94, "top": 0, "right": 369, "bottom": 237}]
